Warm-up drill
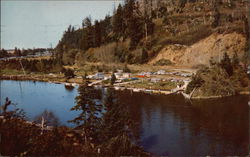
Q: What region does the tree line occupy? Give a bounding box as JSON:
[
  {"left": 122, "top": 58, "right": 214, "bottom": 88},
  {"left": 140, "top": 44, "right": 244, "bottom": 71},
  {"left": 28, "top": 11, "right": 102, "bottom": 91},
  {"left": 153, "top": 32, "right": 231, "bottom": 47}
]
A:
[
  {"left": 0, "top": 58, "right": 63, "bottom": 73},
  {"left": 56, "top": 0, "right": 155, "bottom": 60}
]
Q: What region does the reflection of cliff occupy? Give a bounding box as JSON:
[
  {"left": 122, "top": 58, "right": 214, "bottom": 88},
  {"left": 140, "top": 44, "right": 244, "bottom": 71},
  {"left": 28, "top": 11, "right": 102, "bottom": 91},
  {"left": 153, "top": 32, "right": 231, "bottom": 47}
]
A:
[{"left": 119, "top": 92, "right": 249, "bottom": 155}]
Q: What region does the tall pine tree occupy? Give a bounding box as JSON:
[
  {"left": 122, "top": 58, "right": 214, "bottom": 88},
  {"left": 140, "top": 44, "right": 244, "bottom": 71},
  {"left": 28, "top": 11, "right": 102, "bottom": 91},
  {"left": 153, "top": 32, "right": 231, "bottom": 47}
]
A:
[
  {"left": 113, "top": 4, "right": 124, "bottom": 39},
  {"left": 101, "top": 88, "right": 130, "bottom": 141},
  {"left": 94, "top": 20, "right": 102, "bottom": 47},
  {"left": 69, "top": 78, "right": 103, "bottom": 144},
  {"left": 220, "top": 52, "right": 233, "bottom": 76}
]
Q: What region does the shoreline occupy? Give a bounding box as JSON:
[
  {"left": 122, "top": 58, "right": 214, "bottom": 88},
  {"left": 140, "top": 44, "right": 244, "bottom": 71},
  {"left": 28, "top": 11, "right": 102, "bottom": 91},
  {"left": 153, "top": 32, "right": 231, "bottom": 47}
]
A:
[
  {"left": 1, "top": 74, "right": 249, "bottom": 99},
  {"left": 183, "top": 92, "right": 250, "bottom": 100}
]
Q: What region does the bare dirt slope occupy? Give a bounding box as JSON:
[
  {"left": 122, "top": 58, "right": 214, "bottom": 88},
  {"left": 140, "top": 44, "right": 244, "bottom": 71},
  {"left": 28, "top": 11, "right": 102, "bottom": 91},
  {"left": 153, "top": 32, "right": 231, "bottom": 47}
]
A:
[{"left": 149, "top": 32, "right": 246, "bottom": 66}]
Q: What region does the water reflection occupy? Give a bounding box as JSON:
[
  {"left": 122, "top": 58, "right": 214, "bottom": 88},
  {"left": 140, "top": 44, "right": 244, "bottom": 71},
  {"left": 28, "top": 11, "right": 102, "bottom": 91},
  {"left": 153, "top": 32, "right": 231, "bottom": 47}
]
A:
[
  {"left": 117, "top": 91, "right": 249, "bottom": 156},
  {"left": 64, "top": 85, "right": 74, "bottom": 92},
  {"left": 1, "top": 80, "right": 79, "bottom": 127},
  {"left": 34, "top": 109, "right": 60, "bottom": 126},
  {"left": 1, "top": 80, "right": 249, "bottom": 156}
]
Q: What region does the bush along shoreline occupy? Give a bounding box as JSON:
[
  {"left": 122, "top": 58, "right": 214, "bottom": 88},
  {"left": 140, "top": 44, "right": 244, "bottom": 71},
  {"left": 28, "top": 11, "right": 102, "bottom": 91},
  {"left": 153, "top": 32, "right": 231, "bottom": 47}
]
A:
[{"left": 185, "top": 52, "right": 250, "bottom": 99}]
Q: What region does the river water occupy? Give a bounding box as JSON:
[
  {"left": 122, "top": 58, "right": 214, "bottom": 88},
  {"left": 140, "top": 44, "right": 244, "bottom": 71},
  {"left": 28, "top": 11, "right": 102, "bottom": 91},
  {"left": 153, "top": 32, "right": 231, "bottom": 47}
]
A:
[{"left": 0, "top": 80, "right": 249, "bottom": 156}]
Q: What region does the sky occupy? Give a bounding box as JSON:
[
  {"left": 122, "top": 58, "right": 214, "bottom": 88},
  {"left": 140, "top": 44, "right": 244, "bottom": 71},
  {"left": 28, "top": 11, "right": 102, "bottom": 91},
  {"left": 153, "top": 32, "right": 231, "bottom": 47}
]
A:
[{"left": 0, "top": 0, "right": 121, "bottom": 49}]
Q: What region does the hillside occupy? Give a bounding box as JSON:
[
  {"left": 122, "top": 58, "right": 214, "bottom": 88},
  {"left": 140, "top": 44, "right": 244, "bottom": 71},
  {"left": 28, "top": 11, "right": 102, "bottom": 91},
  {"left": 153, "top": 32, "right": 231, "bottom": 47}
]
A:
[
  {"left": 150, "top": 32, "right": 246, "bottom": 66},
  {"left": 55, "top": 0, "right": 249, "bottom": 67}
]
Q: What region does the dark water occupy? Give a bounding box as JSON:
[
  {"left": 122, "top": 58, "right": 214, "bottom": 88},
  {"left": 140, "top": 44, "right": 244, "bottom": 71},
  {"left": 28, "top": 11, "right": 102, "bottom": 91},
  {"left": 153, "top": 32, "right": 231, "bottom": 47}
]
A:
[{"left": 1, "top": 80, "right": 249, "bottom": 156}]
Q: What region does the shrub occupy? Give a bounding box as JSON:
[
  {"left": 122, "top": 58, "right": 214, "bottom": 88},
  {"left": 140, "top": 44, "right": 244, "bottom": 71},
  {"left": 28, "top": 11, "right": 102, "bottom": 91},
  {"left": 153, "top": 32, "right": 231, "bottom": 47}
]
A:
[
  {"left": 154, "top": 59, "right": 173, "bottom": 66},
  {"left": 185, "top": 75, "right": 204, "bottom": 94},
  {"left": 62, "top": 68, "right": 75, "bottom": 79}
]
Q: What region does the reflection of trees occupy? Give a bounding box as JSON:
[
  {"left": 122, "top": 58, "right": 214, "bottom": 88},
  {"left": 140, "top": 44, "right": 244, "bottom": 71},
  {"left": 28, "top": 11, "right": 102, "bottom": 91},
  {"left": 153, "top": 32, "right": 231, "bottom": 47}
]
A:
[
  {"left": 69, "top": 85, "right": 147, "bottom": 156},
  {"left": 69, "top": 79, "right": 104, "bottom": 144},
  {"left": 119, "top": 92, "right": 249, "bottom": 155},
  {"left": 186, "top": 96, "right": 247, "bottom": 155},
  {"left": 116, "top": 91, "right": 145, "bottom": 144},
  {"left": 64, "top": 85, "right": 74, "bottom": 91},
  {"left": 185, "top": 96, "right": 249, "bottom": 155},
  {"left": 102, "top": 88, "right": 130, "bottom": 140},
  {"left": 34, "top": 109, "right": 60, "bottom": 126}
]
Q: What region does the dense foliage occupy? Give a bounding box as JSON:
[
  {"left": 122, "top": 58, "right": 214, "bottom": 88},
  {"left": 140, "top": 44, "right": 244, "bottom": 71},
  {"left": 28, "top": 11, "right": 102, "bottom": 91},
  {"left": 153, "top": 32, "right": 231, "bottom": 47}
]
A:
[
  {"left": 185, "top": 52, "right": 249, "bottom": 97},
  {"left": 56, "top": 0, "right": 154, "bottom": 64},
  {"left": 53, "top": 0, "right": 248, "bottom": 66},
  {"left": 69, "top": 80, "right": 146, "bottom": 156},
  {"left": 0, "top": 58, "right": 63, "bottom": 73}
]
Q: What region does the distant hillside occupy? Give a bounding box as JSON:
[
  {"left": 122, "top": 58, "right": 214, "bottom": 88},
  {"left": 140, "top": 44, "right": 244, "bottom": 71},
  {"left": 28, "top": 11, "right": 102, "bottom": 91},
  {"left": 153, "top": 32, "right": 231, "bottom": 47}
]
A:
[{"left": 55, "top": 0, "right": 250, "bottom": 66}]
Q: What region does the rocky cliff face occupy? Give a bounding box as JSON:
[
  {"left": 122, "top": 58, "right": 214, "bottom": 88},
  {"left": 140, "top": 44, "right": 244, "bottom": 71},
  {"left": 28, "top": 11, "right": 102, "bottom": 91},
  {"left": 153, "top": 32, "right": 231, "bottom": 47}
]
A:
[{"left": 150, "top": 32, "right": 246, "bottom": 66}]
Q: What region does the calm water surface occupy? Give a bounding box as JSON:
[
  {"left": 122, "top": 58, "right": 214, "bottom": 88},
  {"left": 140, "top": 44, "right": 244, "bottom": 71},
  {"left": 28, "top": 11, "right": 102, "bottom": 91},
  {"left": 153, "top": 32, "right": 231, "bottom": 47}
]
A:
[{"left": 1, "top": 80, "right": 249, "bottom": 156}]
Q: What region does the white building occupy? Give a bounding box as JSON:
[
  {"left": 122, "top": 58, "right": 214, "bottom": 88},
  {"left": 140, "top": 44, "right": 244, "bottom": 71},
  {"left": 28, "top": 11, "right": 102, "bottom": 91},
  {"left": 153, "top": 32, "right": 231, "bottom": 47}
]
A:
[
  {"left": 94, "top": 72, "right": 104, "bottom": 80},
  {"left": 122, "top": 73, "right": 131, "bottom": 78},
  {"left": 114, "top": 73, "right": 122, "bottom": 79},
  {"left": 157, "top": 70, "right": 166, "bottom": 75}
]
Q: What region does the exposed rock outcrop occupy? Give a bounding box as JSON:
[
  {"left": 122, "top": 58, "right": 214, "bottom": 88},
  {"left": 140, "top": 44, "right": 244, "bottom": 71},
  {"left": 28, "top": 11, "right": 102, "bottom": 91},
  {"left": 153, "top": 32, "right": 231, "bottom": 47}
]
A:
[{"left": 150, "top": 32, "right": 246, "bottom": 66}]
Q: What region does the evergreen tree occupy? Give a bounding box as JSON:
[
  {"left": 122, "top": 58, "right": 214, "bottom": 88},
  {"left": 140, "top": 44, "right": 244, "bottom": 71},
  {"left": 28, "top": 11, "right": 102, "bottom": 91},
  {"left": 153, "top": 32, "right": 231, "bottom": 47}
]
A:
[
  {"left": 14, "top": 47, "right": 22, "bottom": 57},
  {"left": 113, "top": 4, "right": 124, "bottom": 39},
  {"left": 83, "top": 17, "right": 94, "bottom": 48},
  {"left": 124, "top": 0, "right": 134, "bottom": 25},
  {"left": 128, "top": 16, "right": 144, "bottom": 49},
  {"left": 111, "top": 72, "right": 116, "bottom": 85},
  {"left": 83, "top": 17, "right": 92, "bottom": 28},
  {"left": 123, "top": 0, "right": 144, "bottom": 49},
  {"left": 101, "top": 88, "right": 130, "bottom": 141},
  {"left": 212, "top": 6, "right": 220, "bottom": 28},
  {"left": 94, "top": 20, "right": 102, "bottom": 47},
  {"left": 0, "top": 49, "right": 9, "bottom": 58},
  {"left": 79, "top": 31, "right": 88, "bottom": 50},
  {"left": 220, "top": 52, "right": 233, "bottom": 76},
  {"left": 146, "top": 17, "right": 154, "bottom": 36},
  {"left": 141, "top": 49, "right": 148, "bottom": 64},
  {"left": 69, "top": 79, "right": 103, "bottom": 144}
]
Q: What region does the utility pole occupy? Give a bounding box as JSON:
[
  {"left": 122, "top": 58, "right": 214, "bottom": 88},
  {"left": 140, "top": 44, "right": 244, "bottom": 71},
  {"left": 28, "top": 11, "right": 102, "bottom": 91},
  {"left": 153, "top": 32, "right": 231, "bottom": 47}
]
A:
[{"left": 19, "top": 59, "right": 26, "bottom": 75}]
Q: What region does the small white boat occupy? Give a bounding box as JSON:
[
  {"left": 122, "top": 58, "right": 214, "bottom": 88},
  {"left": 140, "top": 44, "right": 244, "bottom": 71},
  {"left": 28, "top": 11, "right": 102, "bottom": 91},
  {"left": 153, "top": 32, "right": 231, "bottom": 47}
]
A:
[
  {"left": 133, "top": 88, "right": 141, "bottom": 92},
  {"left": 145, "top": 89, "right": 153, "bottom": 93},
  {"left": 65, "top": 83, "right": 72, "bottom": 86}
]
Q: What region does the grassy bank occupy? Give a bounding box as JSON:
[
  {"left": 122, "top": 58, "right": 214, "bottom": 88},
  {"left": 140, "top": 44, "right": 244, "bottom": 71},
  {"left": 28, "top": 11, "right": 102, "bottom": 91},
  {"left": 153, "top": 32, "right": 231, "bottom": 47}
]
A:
[{"left": 124, "top": 80, "right": 177, "bottom": 91}]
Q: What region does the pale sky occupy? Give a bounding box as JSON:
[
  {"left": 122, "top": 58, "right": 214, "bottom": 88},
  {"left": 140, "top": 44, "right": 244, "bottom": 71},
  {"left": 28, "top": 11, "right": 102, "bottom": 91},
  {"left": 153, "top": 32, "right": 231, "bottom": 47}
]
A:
[{"left": 1, "top": 0, "right": 121, "bottom": 49}]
